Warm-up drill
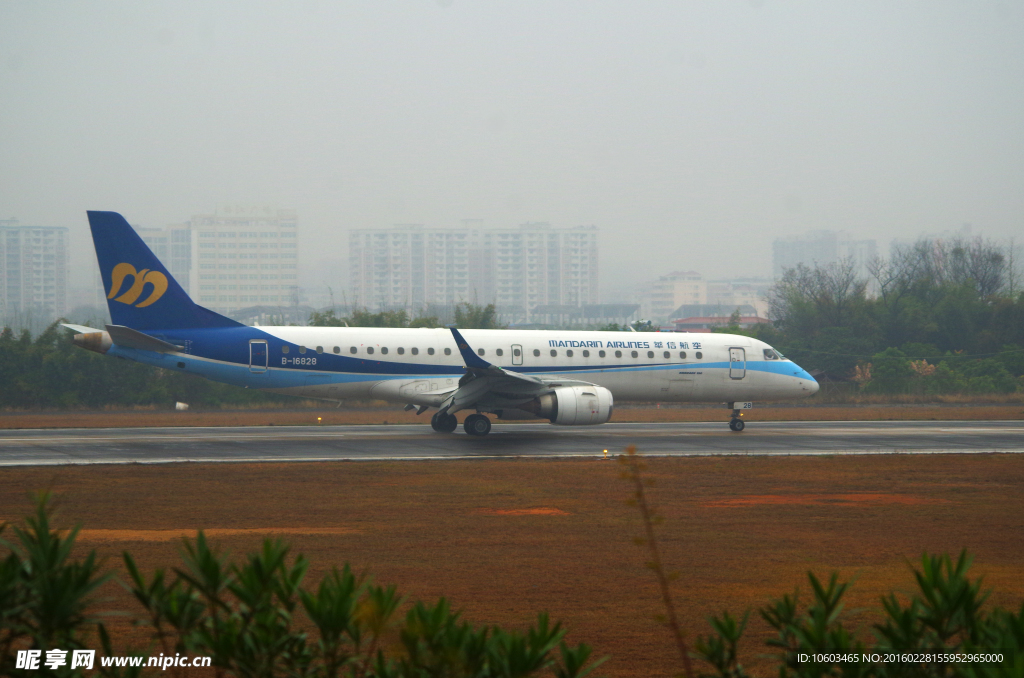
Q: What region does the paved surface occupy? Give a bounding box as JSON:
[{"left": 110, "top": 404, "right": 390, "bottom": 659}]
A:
[{"left": 0, "top": 421, "right": 1021, "bottom": 466}]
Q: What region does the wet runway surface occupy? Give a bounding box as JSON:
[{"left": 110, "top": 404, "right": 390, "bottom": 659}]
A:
[{"left": 0, "top": 421, "right": 1022, "bottom": 466}]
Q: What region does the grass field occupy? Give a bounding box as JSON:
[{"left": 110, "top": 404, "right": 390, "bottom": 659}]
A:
[
  {"left": 2, "top": 454, "right": 1022, "bottom": 677},
  {"left": 0, "top": 402, "right": 1022, "bottom": 429}
]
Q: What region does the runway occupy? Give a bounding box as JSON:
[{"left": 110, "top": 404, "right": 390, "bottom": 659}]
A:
[{"left": 0, "top": 420, "right": 1021, "bottom": 466}]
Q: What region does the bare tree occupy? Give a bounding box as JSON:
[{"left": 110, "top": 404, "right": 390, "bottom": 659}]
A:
[{"left": 768, "top": 258, "right": 866, "bottom": 331}]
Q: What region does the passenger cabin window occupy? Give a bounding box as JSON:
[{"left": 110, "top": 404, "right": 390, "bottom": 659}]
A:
[
  {"left": 350, "top": 346, "right": 357, "bottom": 354},
  {"left": 663, "top": 351, "right": 670, "bottom": 359},
  {"left": 695, "top": 351, "right": 702, "bottom": 359},
  {"left": 534, "top": 349, "right": 541, "bottom": 357},
  {"left": 381, "top": 347, "right": 388, "bottom": 355},
  {"left": 443, "top": 348, "right": 451, "bottom": 355},
  {"left": 763, "top": 349, "right": 779, "bottom": 360},
  {"left": 299, "top": 346, "right": 306, "bottom": 354},
  {"left": 282, "top": 346, "right": 290, "bottom": 354},
  {"left": 477, "top": 348, "right": 485, "bottom": 356},
  {"left": 496, "top": 348, "right": 503, "bottom": 357},
  {"left": 631, "top": 351, "right": 638, "bottom": 358},
  {"left": 428, "top": 348, "right": 435, "bottom": 355},
  {"left": 316, "top": 346, "right": 323, "bottom": 354},
  {"left": 615, "top": 350, "right": 622, "bottom": 358},
  {"left": 367, "top": 347, "right": 375, "bottom": 355},
  {"left": 550, "top": 349, "right": 557, "bottom": 357},
  {"left": 566, "top": 350, "right": 574, "bottom": 357},
  {"left": 599, "top": 350, "right": 606, "bottom": 358},
  {"left": 647, "top": 350, "right": 654, "bottom": 359},
  {"left": 582, "top": 350, "right": 590, "bottom": 357},
  {"left": 679, "top": 351, "right": 686, "bottom": 359},
  {"left": 513, "top": 348, "right": 520, "bottom": 357},
  {"left": 333, "top": 346, "right": 340, "bottom": 354},
  {"left": 411, "top": 347, "right": 419, "bottom": 355}
]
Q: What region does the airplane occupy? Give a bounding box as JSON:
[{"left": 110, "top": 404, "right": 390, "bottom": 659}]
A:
[{"left": 64, "top": 211, "right": 819, "bottom": 436}]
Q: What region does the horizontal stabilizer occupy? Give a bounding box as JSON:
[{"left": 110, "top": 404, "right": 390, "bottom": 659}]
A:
[
  {"left": 106, "top": 325, "right": 183, "bottom": 353},
  {"left": 61, "top": 323, "right": 103, "bottom": 334}
]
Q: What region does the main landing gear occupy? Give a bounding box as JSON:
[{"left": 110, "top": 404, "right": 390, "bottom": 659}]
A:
[
  {"left": 430, "top": 411, "right": 493, "bottom": 436},
  {"left": 430, "top": 411, "right": 458, "bottom": 433},
  {"left": 463, "top": 413, "right": 492, "bottom": 437}
]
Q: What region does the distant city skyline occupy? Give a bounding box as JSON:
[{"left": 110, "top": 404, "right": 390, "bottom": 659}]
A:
[{"left": 3, "top": 3, "right": 1020, "bottom": 309}]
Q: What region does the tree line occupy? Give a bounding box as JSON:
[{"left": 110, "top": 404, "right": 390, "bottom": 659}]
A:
[{"left": 734, "top": 236, "right": 1024, "bottom": 394}]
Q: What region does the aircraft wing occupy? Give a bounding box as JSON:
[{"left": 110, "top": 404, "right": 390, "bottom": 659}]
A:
[{"left": 438, "top": 328, "right": 597, "bottom": 415}]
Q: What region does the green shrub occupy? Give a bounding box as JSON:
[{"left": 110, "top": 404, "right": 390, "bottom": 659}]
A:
[
  {"left": 694, "top": 552, "right": 1022, "bottom": 678},
  {"left": 1, "top": 494, "right": 603, "bottom": 678}
]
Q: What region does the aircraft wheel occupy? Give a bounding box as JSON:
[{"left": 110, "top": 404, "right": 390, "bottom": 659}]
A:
[
  {"left": 729, "top": 418, "right": 745, "bottom": 432},
  {"left": 464, "top": 413, "right": 492, "bottom": 436},
  {"left": 431, "top": 412, "right": 458, "bottom": 433}
]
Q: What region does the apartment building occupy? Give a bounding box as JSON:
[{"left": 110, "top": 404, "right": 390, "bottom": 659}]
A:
[
  {"left": 772, "top": 230, "right": 878, "bottom": 279},
  {"left": 191, "top": 206, "right": 299, "bottom": 314},
  {"left": 640, "top": 271, "right": 706, "bottom": 322},
  {"left": 135, "top": 224, "right": 193, "bottom": 294},
  {"left": 349, "top": 222, "right": 599, "bottom": 322},
  {"left": 0, "top": 218, "right": 69, "bottom": 323},
  {"left": 706, "top": 277, "right": 771, "bottom": 317}
]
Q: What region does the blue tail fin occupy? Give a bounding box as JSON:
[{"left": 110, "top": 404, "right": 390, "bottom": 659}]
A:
[{"left": 88, "top": 211, "right": 241, "bottom": 330}]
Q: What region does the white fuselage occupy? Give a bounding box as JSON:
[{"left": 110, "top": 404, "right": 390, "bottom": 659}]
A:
[{"left": 154, "top": 326, "right": 819, "bottom": 407}]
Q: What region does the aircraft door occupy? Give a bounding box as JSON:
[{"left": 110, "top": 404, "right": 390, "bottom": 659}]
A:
[
  {"left": 729, "top": 347, "right": 746, "bottom": 380},
  {"left": 511, "top": 344, "right": 523, "bottom": 366},
  {"left": 249, "top": 340, "right": 268, "bottom": 373}
]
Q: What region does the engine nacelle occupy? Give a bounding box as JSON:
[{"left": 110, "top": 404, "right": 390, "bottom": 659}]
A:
[{"left": 517, "top": 386, "right": 614, "bottom": 426}]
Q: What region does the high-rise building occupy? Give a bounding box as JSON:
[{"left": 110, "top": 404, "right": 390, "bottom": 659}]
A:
[
  {"left": 706, "top": 277, "right": 772, "bottom": 317},
  {"left": 640, "top": 271, "right": 706, "bottom": 322},
  {"left": 349, "top": 222, "right": 599, "bottom": 322},
  {"left": 190, "top": 206, "right": 299, "bottom": 315},
  {"left": 136, "top": 224, "right": 193, "bottom": 294},
  {"left": 0, "top": 218, "right": 69, "bottom": 324},
  {"left": 772, "top": 230, "right": 877, "bottom": 279}
]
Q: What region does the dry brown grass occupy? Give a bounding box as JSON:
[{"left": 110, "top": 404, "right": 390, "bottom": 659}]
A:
[
  {"left": 0, "top": 403, "right": 1021, "bottom": 429},
  {"left": 1, "top": 455, "right": 1022, "bottom": 677}
]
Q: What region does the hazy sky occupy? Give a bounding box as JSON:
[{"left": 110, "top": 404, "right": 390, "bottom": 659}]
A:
[{"left": 2, "top": 1, "right": 1022, "bottom": 298}]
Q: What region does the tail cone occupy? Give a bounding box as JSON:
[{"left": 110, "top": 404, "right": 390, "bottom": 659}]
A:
[{"left": 73, "top": 331, "right": 112, "bottom": 354}]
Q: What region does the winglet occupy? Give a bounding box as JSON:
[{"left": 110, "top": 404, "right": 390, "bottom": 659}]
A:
[{"left": 450, "top": 327, "right": 493, "bottom": 370}]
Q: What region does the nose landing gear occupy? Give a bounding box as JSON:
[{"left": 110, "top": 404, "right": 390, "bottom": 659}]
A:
[{"left": 726, "top": 402, "right": 750, "bottom": 432}]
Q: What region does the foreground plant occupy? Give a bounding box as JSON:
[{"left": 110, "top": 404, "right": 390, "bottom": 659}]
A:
[
  {"left": 695, "top": 551, "right": 1023, "bottom": 678},
  {"left": 125, "top": 532, "right": 604, "bottom": 677},
  {"left": 0, "top": 492, "right": 142, "bottom": 677},
  {"left": 620, "top": 445, "right": 695, "bottom": 678},
  {"left": 619, "top": 448, "right": 1022, "bottom": 678},
  {"left": 0, "top": 493, "right": 603, "bottom": 677}
]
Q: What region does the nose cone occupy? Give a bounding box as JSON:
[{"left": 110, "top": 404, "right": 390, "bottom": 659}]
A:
[{"left": 795, "top": 366, "right": 819, "bottom": 396}]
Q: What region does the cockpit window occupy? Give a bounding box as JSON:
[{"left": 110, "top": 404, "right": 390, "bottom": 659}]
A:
[{"left": 763, "top": 349, "right": 778, "bottom": 360}]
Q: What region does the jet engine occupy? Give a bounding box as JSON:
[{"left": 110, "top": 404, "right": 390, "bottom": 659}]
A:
[{"left": 516, "top": 385, "right": 614, "bottom": 425}]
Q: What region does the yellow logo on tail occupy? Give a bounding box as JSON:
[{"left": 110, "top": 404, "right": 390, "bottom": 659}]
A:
[{"left": 107, "top": 263, "right": 168, "bottom": 308}]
